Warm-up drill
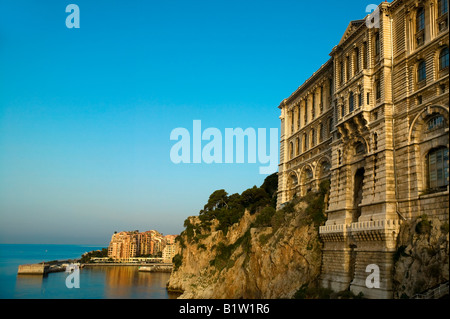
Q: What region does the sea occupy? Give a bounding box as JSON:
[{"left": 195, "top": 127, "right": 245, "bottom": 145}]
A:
[{"left": 0, "top": 244, "right": 176, "bottom": 299}]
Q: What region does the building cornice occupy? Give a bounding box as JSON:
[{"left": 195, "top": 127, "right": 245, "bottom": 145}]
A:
[{"left": 279, "top": 59, "right": 333, "bottom": 109}]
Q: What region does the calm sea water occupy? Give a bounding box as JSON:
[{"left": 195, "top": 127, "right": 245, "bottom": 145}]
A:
[{"left": 0, "top": 244, "right": 175, "bottom": 299}]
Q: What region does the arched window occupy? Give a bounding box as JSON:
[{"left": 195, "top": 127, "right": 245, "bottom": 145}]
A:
[
  {"left": 427, "top": 147, "right": 449, "bottom": 189},
  {"left": 320, "top": 161, "right": 331, "bottom": 178},
  {"left": 349, "top": 92, "right": 354, "bottom": 112},
  {"left": 427, "top": 115, "right": 445, "bottom": 131},
  {"left": 417, "top": 60, "right": 426, "bottom": 82},
  {"left": 290, "top": 173, "right": 298, "bottom": 186},
  {"left": 355, "top": 141, "right": 366, "bottom": 155},
  {"left": 303, "top": 168, "right": 313, "bottom": 182},
  {"left": 440, "top": 47, "right": 449, "bottom": 70},
  {"left": 417, "top": 7, "right": 425, "bottom": 31}
]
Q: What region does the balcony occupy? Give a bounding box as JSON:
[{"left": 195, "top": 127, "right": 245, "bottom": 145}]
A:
[{"left": 319, "top": 219, "right": 402, "bottom": 242}]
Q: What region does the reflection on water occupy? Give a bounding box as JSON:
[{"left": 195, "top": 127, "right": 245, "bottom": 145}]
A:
[{"left": 14, "top": 266, "right": 178, "bottom": 299}]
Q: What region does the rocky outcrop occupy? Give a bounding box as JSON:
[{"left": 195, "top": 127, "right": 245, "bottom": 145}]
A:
[
  {"left": 393, "top": 214, "right": 449, "bottom": 299},
  {"left": 167, "top": 200, "right": 323, "bottom": 299}
]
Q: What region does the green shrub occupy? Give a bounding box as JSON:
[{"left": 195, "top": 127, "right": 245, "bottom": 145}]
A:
[
  {"left": 172, "top": 254, "right": 183, "bottom": 271},
  {"left": 254, "top": 206, "right": 276, "bottom": 227},
  {"left": 293, "top": 284, "right": 333, "bottom": 299},
  {"left": 415, "top": 215, "right": 432, "bottom": 235}
]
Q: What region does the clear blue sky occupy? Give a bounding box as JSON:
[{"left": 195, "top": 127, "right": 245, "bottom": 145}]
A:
[{"left": 0, "top": 0, "right": 376, "bottom": 246}]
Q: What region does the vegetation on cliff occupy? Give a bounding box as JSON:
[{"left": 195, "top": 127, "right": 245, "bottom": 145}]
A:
[{"left": 168, "top": 174, "right": 332, "bottom": 299}]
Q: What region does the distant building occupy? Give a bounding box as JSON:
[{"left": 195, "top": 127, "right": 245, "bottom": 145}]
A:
[
  {"left": 162, "top": 244, "right": 177, "bottom": 263},
  {"left": 108, "top": 230, "right": 175, "bottom": 262},
  {"left": 164, "top": 234, "right": 178, "bottom": 245},
  {"left": 107, "top": 231, "right": 140, "bottom": 261}
]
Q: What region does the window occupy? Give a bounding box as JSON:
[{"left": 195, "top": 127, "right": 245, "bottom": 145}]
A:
[
  {"left": 417, "top": 7, "right": 425, "bottom": 31},
  {"left": 375, "top": 79, "right": 381, "bottom": 100},
  {"left": 312, "top": 93, "right": 316, "bottom": 119},
  {"left": 340, "top": 61, "right": 344, "bottom": 84},
  {"left": 355, "top": 47, "right": 360, "bottom": 73},
  {"left": 297, "top": 105, "right": 301, "bottom": 129},
  {"left": 358, "top": 86, "right": 362, "bottom": 107},
  {"left": 341, "top": 102, "right": 345, "bottom": 118},
  {"left": 346, "top": 56, "right": 351, "bottom": 80},
  {"left": 320, "top": 86, "right": 324, "bottom": 113},
  {"left": 427, "top": 115, "right": 445, "bottom": 131},
  {"left": 311, "top": 129, "right": 316, "bottom": 147},
  {"left": 289, "top": 142, "right": 294, "bottom": 159},
  {"left": 375, "top": 33, "right": 380, "bottom": 56},
  {"left": 304, "top": 168, "right": 313, "bottom": 182},
  {"left": 355, "top": 142, "right": 366, "bottom": 155},
  {"left": 373, "top": 133, "right": 378, "bottom": 151},
  {"left": 329, "top": 78, "right": 333, "bottom": 96},
  {"left": 440, "top": 47, "right": 449, "bottom": 70},
  {"left": 304, "top": 133, "right": 308, "bottom": 151},
  {"left": 349, "top": 92, "right": 354, "bottom": 112},
  {"left": 363, "top": 42, "right": 368, "bottom": 69},
  {"left": 319, "top": 123, "right": 324, "bottom": 142},
  {"left": 296, "top": 138, "right": 300, "bottom": 155},
  {"left": 291, "top": 111, "right": 295, "bottom": 134},
  {"left": 304, "top": 101, "right": 308, "bottom": 124},
  {"left": 438, "top": 0, "right": 448, "bottom": 16},
  {"left": 428, "top": 147, "right": 449, "bottom": 189},
  {"left": 418, "top": 60, "right": 426, "bottom": 82},
  {"left": 328, "top": 117, "right": 333, "bottom": 135}
]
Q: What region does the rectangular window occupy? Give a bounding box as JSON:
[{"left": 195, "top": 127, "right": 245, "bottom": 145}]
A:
[
  {"left": 375, "top": 33, "right": 380, "bottom": 56},
  {"left": 354, "top": 48, "right": 360, "bottom": 74},
  {"left": 439, "top": 0, "right": 448, "bottom": 16},
  {"left": 376, "top": 80, "right": 381, "bottom": 100},
  {"left": 363, "top": 42, "right": 368, "bottom": 69},
  {"left": 417, "top": 8, "right": 425, "bottom": 31},
  {"left": 428, "top": 148, "right": 449, "bottom": 189},
  {"left": 312, "top": 93, "right": 315, "bottom": 119},
  {"left": 349, "top": 93, "right": 354, "bottom": 112}
]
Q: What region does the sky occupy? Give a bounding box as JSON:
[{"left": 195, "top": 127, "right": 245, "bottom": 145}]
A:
[{"left": 0, "top": 0, "right": 376, "bottom": 246}]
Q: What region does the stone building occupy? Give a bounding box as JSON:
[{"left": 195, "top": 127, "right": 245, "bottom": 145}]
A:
[{"left": 277, "top": 0, "right": 448, "bottom": 299}]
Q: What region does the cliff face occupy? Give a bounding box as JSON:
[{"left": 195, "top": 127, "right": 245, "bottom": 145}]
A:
[
  {"left": 167, "top": 200, "right": 323, "bottom": 299},
  {"left": 393, "top": 214, "right": 449, "bottom": 298}
]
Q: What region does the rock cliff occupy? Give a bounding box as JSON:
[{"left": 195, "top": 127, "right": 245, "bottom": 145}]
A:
[
  {"left": 393, "top": 214, "right": 449, "bottom": 298},
  {"left": 167, "top": 195, "right": 325, "bottom": 299}
]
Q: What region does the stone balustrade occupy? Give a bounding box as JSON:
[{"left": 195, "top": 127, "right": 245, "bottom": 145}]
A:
[{"left": 319, "top": 219, "right": 402, "bottom": 242}]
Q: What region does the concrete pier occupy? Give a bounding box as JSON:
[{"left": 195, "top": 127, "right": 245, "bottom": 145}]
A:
[{"left": 17, "top": 263, "right": 49, "bottom": 275}]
